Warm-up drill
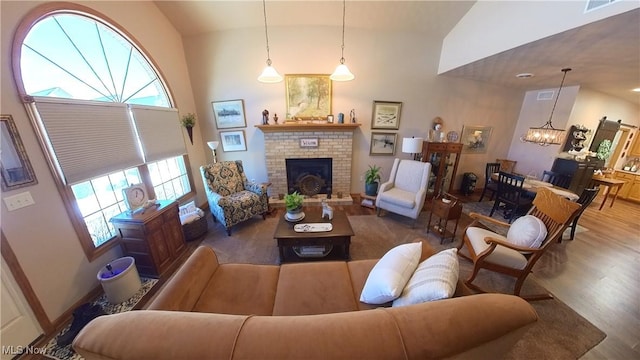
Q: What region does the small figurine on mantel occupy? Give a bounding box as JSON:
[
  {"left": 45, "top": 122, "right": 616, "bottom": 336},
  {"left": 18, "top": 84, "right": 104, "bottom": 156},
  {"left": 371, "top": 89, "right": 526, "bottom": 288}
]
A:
[
  {"left": 273, "top": 113, "right": 278, "bottom": 124},
  {"left": 262, "top": 109, "right": 269, "bottom": 125},
  {"left": 350, "top": 109, "right": 356, "bottom": 123}
]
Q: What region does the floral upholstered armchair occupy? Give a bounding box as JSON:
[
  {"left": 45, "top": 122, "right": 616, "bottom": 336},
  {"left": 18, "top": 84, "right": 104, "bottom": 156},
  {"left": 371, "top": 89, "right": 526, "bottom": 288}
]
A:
[{"left": 200, "top": 161, "right": 269, "bottom": 235}]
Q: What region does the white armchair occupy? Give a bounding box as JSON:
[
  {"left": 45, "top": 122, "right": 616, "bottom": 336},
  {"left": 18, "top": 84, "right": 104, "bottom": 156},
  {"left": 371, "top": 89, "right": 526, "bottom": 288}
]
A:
[{"left": 375, "top": 159, "right": 431, "bottom": 227}]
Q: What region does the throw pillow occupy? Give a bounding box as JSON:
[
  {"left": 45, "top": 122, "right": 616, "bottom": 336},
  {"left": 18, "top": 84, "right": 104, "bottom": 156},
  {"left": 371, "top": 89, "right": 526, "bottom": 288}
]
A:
[
  {"left": 506, "top": 215, "right": 548, "bottom": 248},
  {"left": 360, "top": 242, "right": 422, "bottom": 304},
  {"left": 392, "top": 248, "right": 459, "bottom": 307}
]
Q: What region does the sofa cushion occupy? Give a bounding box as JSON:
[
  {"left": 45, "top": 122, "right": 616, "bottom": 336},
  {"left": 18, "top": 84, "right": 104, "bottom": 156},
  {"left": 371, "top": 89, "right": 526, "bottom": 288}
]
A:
[
  {"left": 193, "top": 263, "right": 280, "bottom": 315},
  {"left": 346, "top": 259, "right": 384, "bottom": 310},
  {"left": 273, "top": 261, "right": 358, "bottom": 315},
  {"left": 506, "top": 215, "right": 548, "bottom": 248},
  {"left": 360, "top": 242, "right": 422, "bottom": 304},
  {"left": 466, "top": 227, "right": 528, "bottom": 270},
  {"left": 392, "top": 248, "right": 459, "bottom": 307}
]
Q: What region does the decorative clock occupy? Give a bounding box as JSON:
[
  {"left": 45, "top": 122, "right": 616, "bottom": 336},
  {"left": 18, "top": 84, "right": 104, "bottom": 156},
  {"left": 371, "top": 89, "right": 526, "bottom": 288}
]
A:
[{"left": 122, "top": 184, "right": 148, "bottom": 212}]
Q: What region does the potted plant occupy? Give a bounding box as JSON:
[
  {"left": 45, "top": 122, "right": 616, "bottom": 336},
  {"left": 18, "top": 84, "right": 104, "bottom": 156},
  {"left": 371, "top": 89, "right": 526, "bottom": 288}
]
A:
[
  {"left": 284, "top": 191, "right": 305, "bottom": 221},
  {"left": 180, "top": 113, "right": 196, "bottom": 145},
  {"left": 364, "top": 164, "right": 382, "bottom": 196}
]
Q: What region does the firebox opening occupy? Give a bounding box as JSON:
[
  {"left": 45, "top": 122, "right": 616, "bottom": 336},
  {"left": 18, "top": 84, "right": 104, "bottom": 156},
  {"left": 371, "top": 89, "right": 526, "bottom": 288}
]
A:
[{"left": 286, "top": 158, "right": 332, "bottom": 196}]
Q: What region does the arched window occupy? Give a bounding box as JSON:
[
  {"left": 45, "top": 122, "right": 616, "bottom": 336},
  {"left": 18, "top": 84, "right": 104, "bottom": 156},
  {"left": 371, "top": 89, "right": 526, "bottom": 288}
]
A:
[{"left": 13, "top": 4, "right": 194, "bottom": 260}]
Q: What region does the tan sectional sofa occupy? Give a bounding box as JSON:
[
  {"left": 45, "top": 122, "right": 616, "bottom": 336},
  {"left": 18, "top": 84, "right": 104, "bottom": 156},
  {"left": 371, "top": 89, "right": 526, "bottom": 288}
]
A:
[{"left": 73, "top": 243, "right": 538, "bottom": 359}]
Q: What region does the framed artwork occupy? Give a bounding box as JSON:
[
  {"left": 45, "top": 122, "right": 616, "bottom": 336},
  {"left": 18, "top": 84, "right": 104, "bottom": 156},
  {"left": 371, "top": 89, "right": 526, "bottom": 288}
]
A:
[
  {"left": 219, "top": 130, "right": 247, "bottom": 152},
  {"left": 212, "top": 99, "right": 246, "bottom": 129},
  {"left": 371, "top": 101, "right": 402, "bottom": 130},
  {"left": 285, "top": 74, "right": 332, "bottom": 120},
  {"left": 299, "top": 138, "right": 319, "bottom": 148},
  {"left": 1, "top": 114, "right": 38, "bottom": 191},
  {"left": 370, "top": 132, "right": 398, "bottom": 156},
  {"left": 461, "top": 125, "right": 493, "bottom": 153}
]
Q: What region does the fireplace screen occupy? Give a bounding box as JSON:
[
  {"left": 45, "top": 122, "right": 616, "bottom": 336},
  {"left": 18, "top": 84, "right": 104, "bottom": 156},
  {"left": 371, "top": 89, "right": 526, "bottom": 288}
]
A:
[{"left": 286, "top": 158, "right": 332, "bottom": 196}]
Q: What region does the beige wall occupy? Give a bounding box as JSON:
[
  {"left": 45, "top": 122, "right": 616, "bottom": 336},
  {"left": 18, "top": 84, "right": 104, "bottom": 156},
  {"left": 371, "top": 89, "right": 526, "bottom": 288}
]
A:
[
  {"left": 0, "top": 0, "right": 203, "bottom": 322},
  {"left": 183, "top": 25, "right": 525, "bottom": 193}
]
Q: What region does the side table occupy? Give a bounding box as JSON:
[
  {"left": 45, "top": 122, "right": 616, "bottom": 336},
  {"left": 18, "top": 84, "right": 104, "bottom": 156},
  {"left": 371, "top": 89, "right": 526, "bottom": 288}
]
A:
[
  {"left": 360, "top": 193, "right": 377, "bottom": 209},
  {"left": 426, "top": 194, "right": 462, "bottom": 244}
]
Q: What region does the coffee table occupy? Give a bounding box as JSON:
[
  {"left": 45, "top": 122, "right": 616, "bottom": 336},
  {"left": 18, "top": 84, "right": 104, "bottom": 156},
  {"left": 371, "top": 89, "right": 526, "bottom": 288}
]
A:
[{"left": 273, "top": 210, "right": 354, "bottom": 263}]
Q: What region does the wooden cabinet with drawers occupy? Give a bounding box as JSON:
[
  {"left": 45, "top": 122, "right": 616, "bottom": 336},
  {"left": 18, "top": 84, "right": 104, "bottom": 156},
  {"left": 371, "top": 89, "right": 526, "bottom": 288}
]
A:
[{"left": 110, "top": 200, "right": 186, "bottom": 277}]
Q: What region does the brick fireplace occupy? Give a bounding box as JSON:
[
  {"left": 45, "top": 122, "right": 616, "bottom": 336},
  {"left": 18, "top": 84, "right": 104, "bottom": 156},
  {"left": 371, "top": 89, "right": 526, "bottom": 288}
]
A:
[{"left": 257, "top": 123, "right": 360, "bottom": 204}]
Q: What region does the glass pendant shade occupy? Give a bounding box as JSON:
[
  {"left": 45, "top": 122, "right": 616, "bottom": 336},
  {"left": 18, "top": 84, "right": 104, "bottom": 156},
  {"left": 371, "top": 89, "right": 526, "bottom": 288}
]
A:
[
  {"left": 330, "top": 63, "right": 355, "bottom": 81},
  {"left": 331, "top": 0, "right": 354, "bottom": 82},
  {"left": 258, "top": 0, "right": 282, "bottom": 83},
  {"left": 258, "top": 64, "right": 283, "bottom": 83}
]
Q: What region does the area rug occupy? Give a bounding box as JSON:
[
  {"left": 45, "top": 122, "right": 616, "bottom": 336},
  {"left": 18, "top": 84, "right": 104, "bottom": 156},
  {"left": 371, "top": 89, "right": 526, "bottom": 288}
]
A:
[
  {"left": 201, "top": 211, "right": 605, "bottom": 359},
  {"left": 43, "top": 277, "right": 158, "bottom": 360},
  {"left": 462, "top": 200, "right": 588, "bottom": 238}
]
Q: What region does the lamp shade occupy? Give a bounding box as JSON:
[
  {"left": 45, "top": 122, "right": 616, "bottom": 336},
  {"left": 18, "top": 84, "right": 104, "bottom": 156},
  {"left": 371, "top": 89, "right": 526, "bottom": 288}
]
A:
[
  {"left": 258, "top": 65, "right": 283, "bottom": 83},
  {"left": 207, "top": 141, "right": 219, "bottom": 150},
  {"left": 521, "top": 128, "right": 564, "bottom": 146},
  {"left": 330, "top": 63, "right": 355, "bottom": 81},
  {"left": 402, "top": 137, "right": 424, "bottom": 154}
]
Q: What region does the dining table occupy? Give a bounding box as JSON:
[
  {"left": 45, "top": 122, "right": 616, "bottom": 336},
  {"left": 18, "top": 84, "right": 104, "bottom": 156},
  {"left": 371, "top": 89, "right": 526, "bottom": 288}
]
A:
[
  {"left": 491, "top": 173, "right": 580, "bottom": 201},
  {"left": 590, "top": 175, "right": 625, "bottom": 210}
]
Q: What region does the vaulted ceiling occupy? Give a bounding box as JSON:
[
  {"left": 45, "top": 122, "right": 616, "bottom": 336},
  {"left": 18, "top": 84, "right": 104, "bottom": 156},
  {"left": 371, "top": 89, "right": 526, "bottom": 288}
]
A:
[{"left": 155, "top": 1, "right": 640, "bottom": 105}]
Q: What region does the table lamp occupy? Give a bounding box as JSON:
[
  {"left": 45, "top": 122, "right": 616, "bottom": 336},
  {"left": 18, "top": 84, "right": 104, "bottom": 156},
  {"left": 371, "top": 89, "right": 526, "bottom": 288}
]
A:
[
  {"left": 402, "top": 137, "right": 424, "bottom": 161},
  {"left": 207, "top": 141, "right": 219, "bottom": 163}
]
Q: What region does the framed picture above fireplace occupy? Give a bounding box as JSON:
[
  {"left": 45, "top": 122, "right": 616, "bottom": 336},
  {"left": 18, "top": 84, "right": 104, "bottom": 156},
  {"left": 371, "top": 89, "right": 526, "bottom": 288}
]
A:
[
  {"left": 285, "top": 74, "right": 332, "bottom": 120},
  {"left": 219, "top": 130, "right": 247, "bottom": 152},
  {"left": 370, "top": 132, "right": 397, "bottom": 156}
]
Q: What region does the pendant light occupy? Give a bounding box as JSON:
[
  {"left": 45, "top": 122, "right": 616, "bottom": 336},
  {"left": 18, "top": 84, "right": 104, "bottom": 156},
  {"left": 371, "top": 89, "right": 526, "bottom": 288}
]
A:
[
  {"left": 258, "top": 0, "right": 283, "bottom": 83},
  {"left": 521, "top": 68, "right": 572, "bottom": 146},
  {"left": 330, "top": 0, "right": 355, "bottom": 81}
]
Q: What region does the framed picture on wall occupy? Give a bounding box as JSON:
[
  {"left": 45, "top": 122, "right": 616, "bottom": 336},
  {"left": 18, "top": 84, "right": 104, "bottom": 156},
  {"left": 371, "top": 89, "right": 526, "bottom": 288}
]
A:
[
  {"left": 285, "top": 74, "right": 332, "bottom": 120},
  {"left": 370, "top": 132, "right": 398, "bottom": 156},
  {"left": 219, "top": 130, "right": 247, "bottom": 152},
  {"left": 212, "top": 99, "right": 246, "bottom": 129},
  {"left": 371, "top": 101, "right": 402, "bottom": 130},
  {"left": 461, "top": 125, "right": 493, "bottom": 153}
]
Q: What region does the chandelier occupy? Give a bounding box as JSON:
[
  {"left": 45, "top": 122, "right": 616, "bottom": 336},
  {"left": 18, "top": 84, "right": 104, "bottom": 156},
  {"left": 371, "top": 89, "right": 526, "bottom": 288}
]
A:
[{"left": 521, "top": 68, "right": 572, "bottom": 146}]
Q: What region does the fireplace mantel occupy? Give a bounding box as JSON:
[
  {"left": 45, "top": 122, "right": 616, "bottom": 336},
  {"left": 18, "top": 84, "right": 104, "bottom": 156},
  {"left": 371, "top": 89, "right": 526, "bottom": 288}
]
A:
[{"left": 256, "top": 123, "right": 360, "bottom": 132}]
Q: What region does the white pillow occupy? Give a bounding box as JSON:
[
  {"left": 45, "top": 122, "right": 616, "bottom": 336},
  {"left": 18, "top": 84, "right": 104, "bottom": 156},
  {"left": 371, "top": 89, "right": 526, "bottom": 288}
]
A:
[
  {"left": 392, "top": 248, "right": 459, "bottom": 307},
  {"left": 360, "top": 242, "right": 422, "bottom": 304},
  {"left": 506, "top": 215, "right": 548, "bottom": 248}
]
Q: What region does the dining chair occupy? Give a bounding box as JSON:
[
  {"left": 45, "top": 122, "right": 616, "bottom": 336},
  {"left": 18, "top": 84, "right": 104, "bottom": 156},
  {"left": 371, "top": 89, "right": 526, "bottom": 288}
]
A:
[
  {"left": 496, "top": 159, "right": 517, "bottom": 174},
  {"left": 479, "top": 162, "right": 501, "bottom": 202},
  {"left": 566, "top": 187, "right": 599, "bottom": 241},
  {"left": 541, "top": 170, "right": 571, "bottom": 189},
  {"left": 489, "top": 171, "right": 533, "bottom": 223},
  {"left": 458, "top": 187, "right": 582, "bottom": 301}
]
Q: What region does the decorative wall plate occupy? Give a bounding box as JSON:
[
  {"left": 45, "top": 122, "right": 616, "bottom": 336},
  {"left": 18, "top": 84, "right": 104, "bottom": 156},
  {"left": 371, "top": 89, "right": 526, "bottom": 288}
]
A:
[{"left": 447, "top": 131, "right": 459, "bottom": 142}]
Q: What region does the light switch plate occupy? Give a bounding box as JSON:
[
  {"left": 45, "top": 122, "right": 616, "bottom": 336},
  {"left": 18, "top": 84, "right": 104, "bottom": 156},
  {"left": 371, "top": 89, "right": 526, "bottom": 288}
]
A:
[{"left": 3, "top": 191, "right": 35, "bottom": 211}]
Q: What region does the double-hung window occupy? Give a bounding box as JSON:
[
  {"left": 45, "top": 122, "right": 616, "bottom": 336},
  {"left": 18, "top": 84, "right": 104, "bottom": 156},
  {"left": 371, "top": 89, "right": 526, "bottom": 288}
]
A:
[{"left": 14, "top": 5, "right": 193, "bottom": 259}]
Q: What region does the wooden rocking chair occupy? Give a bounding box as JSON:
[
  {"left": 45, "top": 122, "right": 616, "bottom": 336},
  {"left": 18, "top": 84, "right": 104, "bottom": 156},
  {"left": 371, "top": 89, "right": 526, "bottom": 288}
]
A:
[{"left": 457, "top": 187, "right": 581, "bottom": 301}]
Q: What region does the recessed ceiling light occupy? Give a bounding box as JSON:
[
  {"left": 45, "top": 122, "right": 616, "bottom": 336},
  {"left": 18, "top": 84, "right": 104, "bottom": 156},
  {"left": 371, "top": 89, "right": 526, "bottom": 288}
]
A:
[
  {"left": 632, "top": 88, "right": 640, "bottom": 92},
  {"left": 516, "top": 73, "right": 534, "bottom": 78}
]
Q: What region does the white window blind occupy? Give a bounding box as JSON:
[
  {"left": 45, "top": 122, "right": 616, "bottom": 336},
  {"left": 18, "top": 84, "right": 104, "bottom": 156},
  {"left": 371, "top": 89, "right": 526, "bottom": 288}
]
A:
[
  {"left": 129, "top": 105, "right": 186, "bottom": 162},
  {"left": 32, "top": 97, "right": 143, "bottom": 184}
]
